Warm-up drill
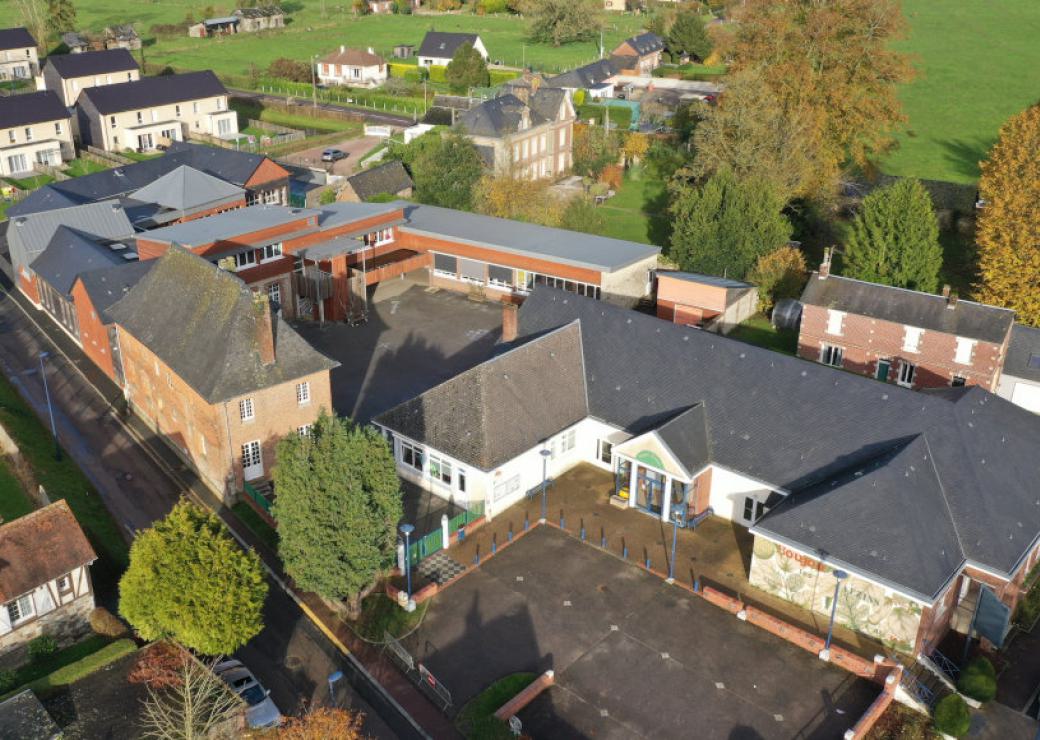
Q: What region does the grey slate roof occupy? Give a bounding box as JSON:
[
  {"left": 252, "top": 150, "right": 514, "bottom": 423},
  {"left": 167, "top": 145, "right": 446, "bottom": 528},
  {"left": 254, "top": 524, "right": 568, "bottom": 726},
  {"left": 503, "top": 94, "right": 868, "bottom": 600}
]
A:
[
  {"left": 545, "top": 59, "right": 619, "bottom": 90},
  {"left": 617, "top": 31, "right": 664, "bottom": 56},
  {"left": 106, "top": 246, "right": 337, "bottom": 403},
  {"left": 459, "top": 88, "right": 567, "bottom": 138},
  {"left": 130, "top": 165, "right": 245, "bottom": 212},
  {"left": 800, "top": 273, "right": 1014, "bottom": 345},
  {"left": 653, "top": 403, "right": 711, "bottom": 478},
  {"left": 0, "top": 27, "right": 35, "bottom": 51},
  {"left": 80, "top": 71, "right": 226, "bottom": 115},
  {"left": 507, "top": 289, "right": 1040, "bottom": 601},
  {"left": 76, "top": 259, "right": 155, "bottom": 321},
  {"left": 376, "top": 322, "right": 589, "bottom": 470},
  {"left": 345, "top": 161, "right": 413, "bottom": 201},
  {"left": 398, "top": 203, "right": 660, "bottom": 273},
  {"left": 30, "top": 226, "right": 129, "bottom": 296},
  {"left": 1003, "top": 324, "right": 1040, "bottom": 382},
  {"left": 0, "top": 690, "right": 60, "bottom": 740},
  {"left": 418, "top": 32, "right": 480, "bottom": 60},
  {"left": 9, "top": 142, "right": 281, "bottom": 217},
  {"left": 0, "top": 90, "right": 68, "bottom": 129},
  {"left": 44, "top": 48, "right": 138, "bottom": 78},
  {"left": 7, "top": 201, "right": 135, "bottom": 276},
  {"left": 140, "top": 204, "right": 318, "bottom": 248},
  {"left": 61, "top": 31, "right": 89, "bottom": 49}
]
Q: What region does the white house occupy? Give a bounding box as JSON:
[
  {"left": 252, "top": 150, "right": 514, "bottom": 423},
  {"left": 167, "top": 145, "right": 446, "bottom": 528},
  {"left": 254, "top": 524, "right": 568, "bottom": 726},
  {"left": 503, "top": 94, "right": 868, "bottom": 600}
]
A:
[
  {"left": 416, "top": 32, "right": 488, "bottom": 68},
  {"left": 0, "top": 501, "right": 97, "bottom": 660},
  {"left": 317, "top": 47, "right": 387, "bottom": 89}
]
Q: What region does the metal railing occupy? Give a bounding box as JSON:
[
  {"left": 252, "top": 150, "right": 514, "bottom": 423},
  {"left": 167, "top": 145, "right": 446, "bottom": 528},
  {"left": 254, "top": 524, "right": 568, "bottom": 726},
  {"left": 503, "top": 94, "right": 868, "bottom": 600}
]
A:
[{"left": 243, "top": 480, "right": 272, "bottom": 513}]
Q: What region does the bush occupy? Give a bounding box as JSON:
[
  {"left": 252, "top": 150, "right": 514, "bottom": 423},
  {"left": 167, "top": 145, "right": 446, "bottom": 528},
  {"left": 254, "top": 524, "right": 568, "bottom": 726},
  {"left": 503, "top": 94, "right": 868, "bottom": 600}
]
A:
[
  {"left": 427, "top": 65, "right": 448, "bottom": 84},
  {"left": 932, "top": 694, "right": 971, "bottom": 737},
  {"left": 748, "top": 245, "right": 808, "bottom": 313},
  {"left": 390, "top": 63, "right": 425, "bottom": 82},
  {"left": 28, "top": 635, "right": 58, "bottom": 661},
  {"left": 489, "top": 69, "right": 520, "bottom": 86},
  {"left": 89, "top": 606, "right": 128, "bottom": 638},
  {"left": 267, "top": 57, "right": 311, "bottom": 84},
  {"left": 957, "top": 657, "right": 997, "bottom": 703},
  {"left": 0, "top": 669, "right": 16, "bottom": 694},
  {"left": 599, "top": 164, "right": 623, "bottom": 190},
  {"left": 572, "top": 89, "right": 586, "bottom": 107}
]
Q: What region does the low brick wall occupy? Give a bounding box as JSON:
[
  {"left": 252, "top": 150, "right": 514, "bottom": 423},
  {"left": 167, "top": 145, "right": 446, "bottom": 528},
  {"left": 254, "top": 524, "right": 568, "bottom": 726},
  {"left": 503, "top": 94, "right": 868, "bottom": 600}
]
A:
[
  {"left": 844, "top": 666, "right": 902, "bottom": 739},
  {"left": 701, "top": 586, "right": 744, "bottom": 615},
  {"left": 494, "top": 671, "right": 555, "bottom": 721}
]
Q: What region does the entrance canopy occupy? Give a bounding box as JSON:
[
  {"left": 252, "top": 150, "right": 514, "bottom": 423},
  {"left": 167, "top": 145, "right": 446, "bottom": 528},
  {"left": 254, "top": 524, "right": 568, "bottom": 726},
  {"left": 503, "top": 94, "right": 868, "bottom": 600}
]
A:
[{"left": 614, "top": 404, "right": 711, "bottom": 481}]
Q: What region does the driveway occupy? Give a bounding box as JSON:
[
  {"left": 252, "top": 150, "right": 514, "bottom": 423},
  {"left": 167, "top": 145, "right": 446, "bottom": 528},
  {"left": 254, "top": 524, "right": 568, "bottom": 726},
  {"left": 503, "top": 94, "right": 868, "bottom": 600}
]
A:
[
  {"left": 280, "top": 135, "right": 384, "bottom": 176},
  {"left": 293, "top": 282, "right": 503, "bottom": 423},
  {"left": 403, "top": 526, "right": 878, "bottom": 739}
]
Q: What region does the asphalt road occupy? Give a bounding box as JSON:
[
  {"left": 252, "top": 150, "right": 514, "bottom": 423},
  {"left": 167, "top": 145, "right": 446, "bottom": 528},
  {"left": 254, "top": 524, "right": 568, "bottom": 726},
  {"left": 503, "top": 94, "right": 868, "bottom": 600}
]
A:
[{"left": 0, "top": 272, "right": 411, "bottom": 739}]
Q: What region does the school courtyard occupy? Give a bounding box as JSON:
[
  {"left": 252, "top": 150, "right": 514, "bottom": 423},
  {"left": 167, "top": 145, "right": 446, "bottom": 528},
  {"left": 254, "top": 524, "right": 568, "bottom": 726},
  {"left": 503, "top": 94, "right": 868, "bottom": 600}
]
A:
[{"left": 403, "top": 526, "right": 878, "bottom": 739}]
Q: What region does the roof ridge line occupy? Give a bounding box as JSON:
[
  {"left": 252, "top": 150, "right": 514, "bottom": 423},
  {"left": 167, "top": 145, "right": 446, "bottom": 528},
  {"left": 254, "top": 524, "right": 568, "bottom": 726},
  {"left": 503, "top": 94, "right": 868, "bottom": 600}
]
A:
[
  {"left": 918, "top": 432, "right": 968, "bottom": 566},
  {"left": 811, "top": 271, "right": 1016, "bottom": 314}
]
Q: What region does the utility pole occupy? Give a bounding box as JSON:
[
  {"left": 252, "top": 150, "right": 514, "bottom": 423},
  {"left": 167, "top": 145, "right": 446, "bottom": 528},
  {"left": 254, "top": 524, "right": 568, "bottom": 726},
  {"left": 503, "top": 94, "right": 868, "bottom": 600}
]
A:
[{"left": 311, "top": 54, "right": 317, "bottom": 109}]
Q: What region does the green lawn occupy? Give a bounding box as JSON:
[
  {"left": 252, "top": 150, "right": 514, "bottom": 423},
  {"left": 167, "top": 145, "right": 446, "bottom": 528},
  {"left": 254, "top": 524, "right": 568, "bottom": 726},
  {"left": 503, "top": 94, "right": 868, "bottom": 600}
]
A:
[
  {"left": 351, "top": 593, "right": 428, "bottom": 643},
  {"left": 596, "top": 169, "right": 670, "bottom": 246},
  {"left": 63, "top": 159, "right": 111, "bottom": 178},
  {"left": 0, "top": 457, "right": 33, "bottom": 523},
  {"left": 0, "top": 372, "right": 129, "bottom": 593},
  {"left": 455, "top": 673, "right": 536, "bottom": 740},
  {"left": 727, "top": 314, "right": 799, "bottom": 356},
  {"left": 3, "top": 174, "right": 54, "bottom": 191},
  {"left": 881, "top": 0, "right": 1040, "bottom": 184},
  {"left": 231, "top": 98, "right": 363, "bottom": 135},
  {"left": 0, "top": 637, "right": 136, "bottom": 700},
  {"left": 231, "top": 502, "right": 278, "bottom": 551},
  {"left": 118, "top": 150, "right": 162, "bottom": 162}
]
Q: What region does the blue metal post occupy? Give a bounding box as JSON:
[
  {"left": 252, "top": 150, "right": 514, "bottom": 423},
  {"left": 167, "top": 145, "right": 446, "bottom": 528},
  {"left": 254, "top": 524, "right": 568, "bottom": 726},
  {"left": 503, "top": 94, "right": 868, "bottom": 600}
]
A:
[
  {"left": 39, "top": 353, "right": 61, "bottom": 461},
  {"left": 400, "top": 524, "right": 415, "bottom": 601},
  {"left": 823, "top": 570, "right": 848, "bottom": 655},
  {"left": 327, "top": 670, "right": 343, "bottom": 703}
]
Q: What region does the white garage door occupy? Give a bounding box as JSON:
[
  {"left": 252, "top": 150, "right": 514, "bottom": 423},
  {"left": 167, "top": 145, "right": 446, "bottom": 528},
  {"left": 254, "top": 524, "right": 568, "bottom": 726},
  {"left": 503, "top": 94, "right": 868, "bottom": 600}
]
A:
[{"left": 1011, "top": 382, "right": 1040, "bottom": 414}]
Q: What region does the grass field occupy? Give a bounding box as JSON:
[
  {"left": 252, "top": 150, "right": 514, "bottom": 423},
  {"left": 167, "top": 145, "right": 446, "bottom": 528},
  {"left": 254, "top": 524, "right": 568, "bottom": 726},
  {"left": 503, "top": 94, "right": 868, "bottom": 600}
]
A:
[
  {"left": 882, "top": 0, "right": 1040, "bottom": 184},
  {"left": 0, "top": 457, "right": 33, "bottom": 523},
  {"left": 596, "top": 169, "right": 669, "bottom": 246}
]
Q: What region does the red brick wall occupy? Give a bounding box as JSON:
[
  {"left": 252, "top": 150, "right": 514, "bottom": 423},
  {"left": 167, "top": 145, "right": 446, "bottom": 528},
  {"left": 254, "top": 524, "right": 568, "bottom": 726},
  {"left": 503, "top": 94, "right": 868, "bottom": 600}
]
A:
[
  {"left": 18, "top": 269, "right": 40, "bottom": 305},
  {"left": 798, "top": 302, "right": 1007, "bottom": 391},
  {"left": 244, "top": 158, "right": 291, "bottom": 188},
  {"left": 176, "top": 198, "right": 247, "bottom": 223},
  {"left": 70, "top": 280, "right": 118, "bottom": 380}
]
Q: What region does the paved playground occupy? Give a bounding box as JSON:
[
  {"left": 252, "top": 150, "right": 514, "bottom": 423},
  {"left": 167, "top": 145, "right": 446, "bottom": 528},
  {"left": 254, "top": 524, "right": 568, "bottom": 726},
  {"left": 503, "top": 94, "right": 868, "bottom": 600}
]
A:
[{"left": 403, "top": 526, "right": 879, "bottom": 739}]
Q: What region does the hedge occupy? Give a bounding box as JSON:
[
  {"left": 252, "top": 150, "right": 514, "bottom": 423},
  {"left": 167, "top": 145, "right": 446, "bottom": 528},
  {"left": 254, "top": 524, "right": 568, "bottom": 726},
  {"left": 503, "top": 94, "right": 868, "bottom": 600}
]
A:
[
  {"left": 932, "top": 694, "right": 971, "bottom": 737},
  {"left": 489, "top": 69, "right": 520, "bottom": 85},
  {"left": 390, "top": 63, "right": 426, "bottom": 82},
  {"left": 956, "top": 657, "right": 997, "bottom": 703},
  {"left": 427, "top": 65, "right": 448, "bottom": 83}
]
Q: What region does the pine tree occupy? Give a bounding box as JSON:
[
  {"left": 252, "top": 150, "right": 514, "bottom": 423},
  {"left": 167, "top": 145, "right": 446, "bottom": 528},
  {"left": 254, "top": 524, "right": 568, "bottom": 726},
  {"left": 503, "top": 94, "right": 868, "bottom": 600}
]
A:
[
  {"left": 445, "top": 43, "right": 489, "bottom": 93},
  {"left": 273, "top": 413, "right": 402, "bottom": 617},
  {"left": 842, "top": 178, "right": 943, "bottom": 293},
  {"left": 668, "top": 168, "right": 792, "bottom": 280},
  {"left": 46, "top": 0, "right": 76, "bottom": 36},
  {"left": 975, "top": 105, "right": 1040, "bottom": 326},
  {"left": 412, "top": 132, "right": 484, "bottom": 211},
  {"left": 666, "top": 9, "right": 712, "bottom": 61}
]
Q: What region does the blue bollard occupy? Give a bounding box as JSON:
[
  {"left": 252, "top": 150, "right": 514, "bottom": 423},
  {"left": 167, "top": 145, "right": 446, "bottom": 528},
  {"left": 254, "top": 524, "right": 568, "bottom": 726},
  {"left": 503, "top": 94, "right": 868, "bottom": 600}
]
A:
[
  {"left": 560, "top": 514, "right": 565, "bottom": 529},
  {"left": 491, "top": 539, "right": 497, "bottom": 554},
  {"left": 622, "top": 545, "right": 628, "bottom": 559},
  {"left": 645, "top": 556, "right": 651, "bottom": 570},
  {"left": 523, "top": 515, "right": 529, "bottom": 531},
  {"left": 508, "top": 529, "right": 514, "bottom": 542},
  {"left": 693, "top": 577, "right": 701, "bottom": 592},
  {"left": 458, "top": 528, "right": 466, "bottom": 542},
  {"left": 580, "top": 526, "right": 586, "bottom": 541},
  {"left": 601, "top": 535, "right": 607, "bottom": 548}
]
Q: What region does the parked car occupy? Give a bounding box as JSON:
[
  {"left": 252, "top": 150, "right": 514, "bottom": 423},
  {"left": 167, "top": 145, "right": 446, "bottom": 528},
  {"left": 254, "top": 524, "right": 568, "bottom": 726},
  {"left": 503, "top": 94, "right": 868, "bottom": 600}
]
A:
[
  {"left": 322, "top": 148, "right": 348, "bottom": 162},
  {"left": 214, "top": 659, "right": 282, "bottom": 729}
]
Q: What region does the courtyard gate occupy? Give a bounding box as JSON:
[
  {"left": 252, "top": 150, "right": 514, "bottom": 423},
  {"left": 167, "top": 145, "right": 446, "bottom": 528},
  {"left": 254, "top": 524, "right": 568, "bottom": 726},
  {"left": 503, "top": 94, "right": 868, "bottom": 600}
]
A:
[{"left": 406, "top": 502, "right": 484, "bottom": 565}]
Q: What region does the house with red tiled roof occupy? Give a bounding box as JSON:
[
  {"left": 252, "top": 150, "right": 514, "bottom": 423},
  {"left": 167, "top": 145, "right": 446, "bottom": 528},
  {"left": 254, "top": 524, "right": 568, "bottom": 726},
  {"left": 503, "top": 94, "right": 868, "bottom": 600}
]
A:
[
  {"left": 316, "top": 46, "right": 386, "bottom": 88},
  {"left": 0, "top": 501, "right": 97, "bottom": 660}
]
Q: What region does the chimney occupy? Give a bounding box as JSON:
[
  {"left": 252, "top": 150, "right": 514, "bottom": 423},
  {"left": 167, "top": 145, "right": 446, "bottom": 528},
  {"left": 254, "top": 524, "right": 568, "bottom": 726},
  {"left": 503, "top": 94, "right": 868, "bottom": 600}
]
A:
[
  {"left": 942, "top": 284, "right": 951, "bottom": 300},
  {"left": 253, "top": 294, "right": 276, "bottom": 365},
  {"left": 502, "top": 303, "right": 519, "bottom": 343},
  {"left": 947, "top": 290, "right": 959, "bottom": 310},
  {"left": 819, "top": 247, "right": 832, "bottom": 279},
  {"left": 340, "top": 45, "right": 345, "bottom": 54},
  {"left": 367, "top": 46, "right": 375, "bottom": 55}
]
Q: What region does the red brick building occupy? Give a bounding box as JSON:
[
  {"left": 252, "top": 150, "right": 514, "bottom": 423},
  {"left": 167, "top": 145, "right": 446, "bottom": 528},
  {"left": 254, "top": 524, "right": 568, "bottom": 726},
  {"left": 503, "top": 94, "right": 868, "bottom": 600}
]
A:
[
  {"left": 798, "top": 255, "right": 1014, "bottom": 392},
  {"left": 655, "top": 271, "right": 758, "bottom": 334}
]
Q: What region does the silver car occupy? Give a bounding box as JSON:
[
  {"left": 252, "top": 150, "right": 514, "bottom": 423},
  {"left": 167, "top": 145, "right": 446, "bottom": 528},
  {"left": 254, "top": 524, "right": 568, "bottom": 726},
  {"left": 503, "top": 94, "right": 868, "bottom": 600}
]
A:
[{"left": 214, "top": 659, "right": 283, "bottom": 729}]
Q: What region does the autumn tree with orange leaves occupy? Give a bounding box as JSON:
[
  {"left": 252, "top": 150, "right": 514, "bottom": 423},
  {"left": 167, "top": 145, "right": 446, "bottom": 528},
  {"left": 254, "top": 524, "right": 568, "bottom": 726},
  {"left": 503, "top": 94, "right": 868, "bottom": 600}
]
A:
[
  {"left": 275, "top": 707, "right": 366, "bottom": 739},
  {"left": 975, "top": 105, "right": 1040, "bottom": 326}
]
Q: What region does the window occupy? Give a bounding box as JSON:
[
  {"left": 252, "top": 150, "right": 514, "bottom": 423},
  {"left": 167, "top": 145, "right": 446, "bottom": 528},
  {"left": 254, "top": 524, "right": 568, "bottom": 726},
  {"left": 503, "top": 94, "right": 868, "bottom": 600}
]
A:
[
  {"left": 742, "top": 497, "right": 765, "bottom": 523},
  {"left": 457, "top": 469, "right": 466, "bottom": 493},
  {"left": 876, "top": 359, "right": 891, "bottom": 382},
  {"left": 193, "top": 101, "right": 199, "bottom": 114},
  {"left": 234, "top": 250, "right": 257, "bottom": 270},
  {"left": 401, "top": 441, "right": 424, "bottom": 472},
  {"left": 296, "top": 382, "right": 310, "bottom": 405},
  {"left": 217, "top": 118, "right": 232, "bottom": 136},
  {"left": 429, "top": 455, "right": 452, "bottom": 485},
  {"left": 825, "top": 309, "right": 845, "bottom": 336},
  {"left": 597, "top": 439, "right": 613, "bottom": 465},
  {"left": 559, "top": 128, "right": 565, "bottom": 146},
  {"left": 952, "top": 376, "right": 967, "bottom": 387},
  {"left": 903, "top": 326, "right": 924, "bottom": 353},
  {"left": 6, "top": 130, "right": 13, "bottom": 144},
  {"left": 136, "top": 111, "right": 143, "bottom": 124},
  {"left": 216, "top": 97, "right": 225, "bottom": 111},
  {"left": 150, "top": 109, "right": 157, "bottom": 122},
  {"left": 239, "top": 397, "right": 255, "bottom": 421},
  {"left": 110, "top": 115, "right": 117, "bottom": 128},
  {"left": 954, "top": 337, "right": 976, "bottom": 365},
  {"left": 362, "top": 229, "right": 393, "bottom": 247},
  {"left": 267, "top": 282, "right": 281, "bottom": 306},
  {"left": 175, "top": 104, "right": 181, "bottom": 117},
  {"left": 820, "top": 344, "right": 844, "bottom": 368},
  {"left": 551, "top": 428, "right": 577, "bottom": 459},
  {"left": 898, "top": 361, "right": 916, "bottom": 388},
  {"left": 298, "top": 424, "right": 312, "bottom": 437},
  {"left": 433, "top": 253, "right": 458, "bottom": 277},
  {"left": 57, "top": 574, "right": 72, "bottom": 593},
  {"left": 6, "top": 594, "right": 34, "bottom": 625},
  {"left": 24, "top": 127, "right": 32, "bottom": 142},
  {"left": 493, "top": 474, "right": 520, "bottom": 503},
  {"left": 241, "top": 440, "right": 262, "bottom": 470},
  {"left": 522, "top": 140, "right": 529, "bottom": 158},
  {"left": 488, "top": 264, "right": 513, "bottom": 288},
  {"left": 54, "top": 121, "right": 62, "bottom": 135},
  {"left": 261, "top": 242, "right": 283, "bottom": 262}
]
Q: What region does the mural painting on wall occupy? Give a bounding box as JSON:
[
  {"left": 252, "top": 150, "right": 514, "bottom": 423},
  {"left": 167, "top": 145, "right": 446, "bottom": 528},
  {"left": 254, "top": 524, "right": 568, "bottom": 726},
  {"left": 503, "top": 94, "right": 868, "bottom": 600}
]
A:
[{"left": 749, "top": 538, "right": 921, "bottom": 653}]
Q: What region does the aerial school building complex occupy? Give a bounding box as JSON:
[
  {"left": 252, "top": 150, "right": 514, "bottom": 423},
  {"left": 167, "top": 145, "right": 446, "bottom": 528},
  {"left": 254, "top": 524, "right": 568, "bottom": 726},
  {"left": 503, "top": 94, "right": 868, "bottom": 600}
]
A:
[{"left": 377, "top": 289, "right": 1040, "bottom": 656}]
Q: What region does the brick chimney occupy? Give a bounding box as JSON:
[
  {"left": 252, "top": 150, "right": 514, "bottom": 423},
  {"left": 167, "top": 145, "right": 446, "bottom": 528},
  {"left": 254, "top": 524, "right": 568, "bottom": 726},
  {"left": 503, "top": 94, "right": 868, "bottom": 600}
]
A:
[
  {"left": 946, "top": 290, "right": 959, "bottom": 310},
  {"left": 340, "top": 44, "right": 345, "bottom": 54},
  {"left": 942, "top": 284, "right": 951, "bottom": 300},
  {"left": 254, "top": 294, "right": 276, "bottom": 365},
  {"left": 819, "top": 247, "right": 832, "bottom": 279},
  {"left": 502, "top": 303, "right": 519, "bottom": 343}
]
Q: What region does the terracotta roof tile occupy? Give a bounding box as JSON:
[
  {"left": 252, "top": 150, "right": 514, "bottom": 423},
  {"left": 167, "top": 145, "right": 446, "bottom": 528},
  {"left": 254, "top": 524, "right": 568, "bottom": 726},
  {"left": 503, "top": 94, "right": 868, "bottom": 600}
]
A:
[{"left": 0, "top": 501, "right": 96, "bottom": 602}]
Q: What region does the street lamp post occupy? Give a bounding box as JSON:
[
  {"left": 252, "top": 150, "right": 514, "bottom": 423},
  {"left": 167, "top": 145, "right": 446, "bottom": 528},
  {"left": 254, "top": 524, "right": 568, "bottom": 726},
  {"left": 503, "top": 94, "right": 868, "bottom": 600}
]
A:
[
  {"left": 39, "top": 352, "right": 60, "bottom": 461},
  {"left": 819, "top": 569, "right": 848, "bottom": 661},
  {"left": 400, "top": 523, "right": 415, "bottom": 611},
  {"left": 539, "top": 448, "right": 551, "bottom": 523},
  {"left": 327, "top": 670, "right": 343, "bottom": 703},
  {"left": 311, "top": 54, "right": 318, "bottom": 109}
]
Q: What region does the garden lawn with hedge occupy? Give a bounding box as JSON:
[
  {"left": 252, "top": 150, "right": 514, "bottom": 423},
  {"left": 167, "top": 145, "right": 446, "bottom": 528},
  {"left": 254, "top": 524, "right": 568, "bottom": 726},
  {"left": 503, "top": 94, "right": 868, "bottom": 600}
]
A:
[
  {"left": 0, "top": 636, "right": 136, "bottom": 700},
  {"left": 456, "top": 673, "right": 536, "bottom": 740}
]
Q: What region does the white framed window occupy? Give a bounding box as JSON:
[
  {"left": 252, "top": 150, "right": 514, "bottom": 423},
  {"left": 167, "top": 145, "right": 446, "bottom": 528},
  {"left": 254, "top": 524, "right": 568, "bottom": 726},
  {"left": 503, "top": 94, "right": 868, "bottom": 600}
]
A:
[
  {"left": 558, "top": 128, "right": 565, "bottom": 146},
  {"left": 820, "top": 344, "right": 844, "bottom": 368},
  {"left": 296, "top": 381, "right": 310, "bottom": 405},
  {"left": 57, "top": 574, "right": 72, "bottom": 592},
  {"left": 136, "top": 111, "right": 143, "bottom": 124},
  {"left": 193, "top": 101, "right": 199, "bottom": 114},
  {"left": 429, "top": 455, "right": 452, "bottom": 485},
  {"left": 400, "top": 440, "right": 424, "bottom": 472},
  {"left": 235, "top": 250, "right": 257, "bottom": 270},
  {"left": 6, "top": 130, "right": 14, "bottom": 144},
  {"left": 241, "top": 440, "right": 262, "bottom": 475},
  {"left": 825, "top": 309, "right": 845, "bottom": 336},
  {"left": 457, "top": 468, "right": 467, "bottom": 493},
  {"left": 261, "top": 242, "right": 283, "bottom": 262},
  {"left": 6, "top": 594, "right": 35, "bottom": 625},
  {"left": 175, "top": 104, "right": 181, "bottom": 117},
  {"left": 298, "top": 424, "right": 312, "bottom": 437},
  {"left": 363, "top": 229, "right": 393, "bottom": 247},
  {"left": 267, "top": 282, "right": 281, "bottom": 305},
  {"left": 597, "top": 439, "right": 613, "bottom": 465},
  {"left": 742, "top": 497, "right": 765, "bottom": 523},
  {"left": 239, "top": 397, "right": 255, "bottom": 421},
  {"left": 24, "top": 127, "right": 32, "bottom": 142},
  {"left": 954, "top": 337, "right": 976, "bottom": 365},
  {"left": 898, "top": 361, "right": 916, "bottom": 388},
  {"left": 522, "top": 139, "right": 529, "bottom": 158},
  {"left": 903, "top": 326, "right": 924, "bottom": 353},
  {"left": 54, "top": 121, "right": 62, "bottom": 135},
  {"left": 551, "top": 428, "right": 577, "bottom": 459},
  {"left": 150, "top": 109, "right": 157, "bottom": 122},
  {"left": 110, "top": 115, "right": 117, "bottom": 128}
]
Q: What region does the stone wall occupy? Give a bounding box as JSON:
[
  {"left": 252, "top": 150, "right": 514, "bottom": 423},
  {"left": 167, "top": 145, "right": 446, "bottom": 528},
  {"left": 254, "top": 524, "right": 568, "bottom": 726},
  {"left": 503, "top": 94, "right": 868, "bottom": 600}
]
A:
[{"left": 0, "top": 593, "right": 95, "bottom": 669}]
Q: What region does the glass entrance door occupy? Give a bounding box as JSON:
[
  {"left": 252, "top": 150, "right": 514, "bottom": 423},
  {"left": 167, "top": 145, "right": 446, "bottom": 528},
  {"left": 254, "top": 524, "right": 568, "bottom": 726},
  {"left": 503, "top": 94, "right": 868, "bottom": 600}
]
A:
[{"left": 636, "top": 468, "right": 664, "bottom": 515}]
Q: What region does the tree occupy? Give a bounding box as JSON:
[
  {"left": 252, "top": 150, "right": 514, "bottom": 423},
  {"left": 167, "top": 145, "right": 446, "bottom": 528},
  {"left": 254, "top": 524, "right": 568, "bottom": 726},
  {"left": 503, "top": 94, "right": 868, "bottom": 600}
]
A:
[
  {"left": 747, "top": 244, "right": 808, "bottom": 313},
  {"left": 474, "top": 175, "right": 563, "bottom": 226},
  {"left": 842, "top": 178, "right": 943, "bottom": 292},
  {"left": 975, "top": 104, "right": 1040, "bottom": 326},
  {"left": 13, "top": 0, "right": 47, "bottom": 53},
  {"left": 119, "top": 500, "right": 267, "bottom": 655},
  {"left": 273, "top": 413, "right": 402, "bottom": 617},
  {"left": 560, "top": 196, "right": 604, "bottom": 235},
  {"left": 528, "top": 0, "right": 603, "bottom": 47},
  {"left": 445, "top": 43, "right": 490, "bottom": 93},
  {"left": 727, "top": 0, "right": 912, "bottom": 178},
  {"left": 277, "top": 707, "right": 366, "bottom": 739},
  {"left": 669, "top": 168, "right": 792, "bottom": 279},
  {"left": 690, "top": 68, "right": 825, "bottom": 203},
  {"left": 46, "top": 0, "right": 76, "bottom": 37},
  {"left": 411, "top": 132, "right": 484, "bottom": 210},
  {"left": 140, "top": 651, "right": 244, "bottom": 740},
  {"left": 667, "top": 9, "right": 712, "bottom": 61},
  {"left": 621, "top": 132, "right": 649, "bottom": 167},
  {"left": 266, "top": 57, "right": 311, "bottom": 83},
  {"left": 572, "top": 125, "right": 619, "bottom": 178}
]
